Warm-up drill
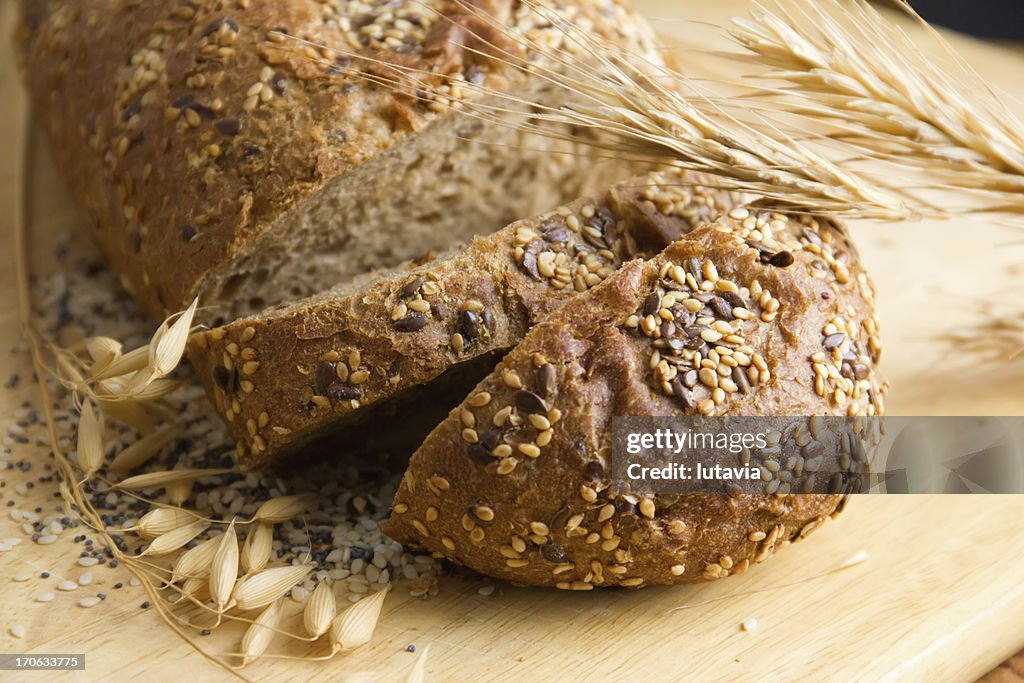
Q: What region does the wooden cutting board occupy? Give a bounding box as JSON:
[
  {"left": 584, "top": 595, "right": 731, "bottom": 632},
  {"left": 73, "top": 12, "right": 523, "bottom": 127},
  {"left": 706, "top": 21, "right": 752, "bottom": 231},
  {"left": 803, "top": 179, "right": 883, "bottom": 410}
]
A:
[{"left": 2, "top": 1, "right": 1024, "bottom": 681}]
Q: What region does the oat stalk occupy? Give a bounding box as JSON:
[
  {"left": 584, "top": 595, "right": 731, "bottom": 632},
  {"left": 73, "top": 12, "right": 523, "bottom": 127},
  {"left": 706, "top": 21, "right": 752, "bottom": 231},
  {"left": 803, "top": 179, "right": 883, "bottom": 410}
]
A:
[{"left": 728, "top": 0, "right": 1024, "bottom": 211}]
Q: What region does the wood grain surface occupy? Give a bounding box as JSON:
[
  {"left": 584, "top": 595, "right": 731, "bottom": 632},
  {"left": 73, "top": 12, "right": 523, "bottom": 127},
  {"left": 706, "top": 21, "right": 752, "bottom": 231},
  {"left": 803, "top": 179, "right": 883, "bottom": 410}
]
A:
[{"left": 2, "top": 1, "right": 1024, "bottom": 681}]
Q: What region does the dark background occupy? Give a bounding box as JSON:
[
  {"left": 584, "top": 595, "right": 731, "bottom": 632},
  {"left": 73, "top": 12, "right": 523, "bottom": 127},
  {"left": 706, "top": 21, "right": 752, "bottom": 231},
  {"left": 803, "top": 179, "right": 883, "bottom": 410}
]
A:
[{"left": 900, "top": 0, "right": 1024, "bottom": 40}]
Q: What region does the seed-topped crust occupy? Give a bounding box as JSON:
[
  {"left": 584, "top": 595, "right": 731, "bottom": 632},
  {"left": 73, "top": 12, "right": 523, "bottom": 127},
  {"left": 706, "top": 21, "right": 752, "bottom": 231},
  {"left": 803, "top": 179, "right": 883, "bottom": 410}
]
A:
[
  {"left": 384, "top": 210, "right": 885, "bottom": 588},
  {"left": 188, "top": 170, "right": 737, "bottom": 469},
  {"left": 17, "top": 0, "right": 659, "bottom": 319}
]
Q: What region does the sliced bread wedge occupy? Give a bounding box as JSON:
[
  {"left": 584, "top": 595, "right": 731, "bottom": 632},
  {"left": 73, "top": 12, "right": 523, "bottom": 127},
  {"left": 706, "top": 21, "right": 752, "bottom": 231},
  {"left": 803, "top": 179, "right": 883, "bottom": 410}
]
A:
[
  {"left": 384, "top": 208, "right": 885, "bottom": 587},
  {"left": 187, "top": 171, "right": 736, "bottom": 468}
]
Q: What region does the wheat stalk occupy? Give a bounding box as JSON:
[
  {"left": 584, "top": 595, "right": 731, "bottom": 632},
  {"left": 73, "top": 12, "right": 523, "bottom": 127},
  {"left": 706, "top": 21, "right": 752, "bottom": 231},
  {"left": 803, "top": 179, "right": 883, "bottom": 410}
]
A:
[
  {"left": 727, "top": 0, "right": 1024, "bottom": 210},
  {"left": 286, "top": 0, "right": 914, "bottom": 221}
]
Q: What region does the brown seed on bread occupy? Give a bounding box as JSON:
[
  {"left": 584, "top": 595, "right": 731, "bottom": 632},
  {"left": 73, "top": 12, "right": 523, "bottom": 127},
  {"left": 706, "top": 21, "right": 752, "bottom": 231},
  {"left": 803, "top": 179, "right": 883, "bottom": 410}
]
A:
[
  {"left": 188, "top": 171, "right": 737, "bottom": 469},
  {"left": 384, "top": 210, "right": 885, "bottom": 587}
]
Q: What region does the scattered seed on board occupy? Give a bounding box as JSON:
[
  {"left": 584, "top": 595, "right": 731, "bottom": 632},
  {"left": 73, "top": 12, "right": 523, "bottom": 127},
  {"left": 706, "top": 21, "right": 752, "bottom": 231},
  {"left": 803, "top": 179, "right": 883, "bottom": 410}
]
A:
[
  {"left": 78, "top": 572, "right": 93, "bottom": 586},
  {"left": 13, "top": 571, "right": 32, "bottom": 582},
  {"left": 35, "top": 592, "right": 55, "bottom": 603},
  {"left": 57, "top": 580, "right": 78, "bottom": 591},
  {"left": 79, "top": 597, "right": 101, "bottom": 608},
  {"left": 741, "top": 618, "right": 758, "bottom": 632},
  {"left": 10, "top": 625, "right": 25, "bottom": 639}
]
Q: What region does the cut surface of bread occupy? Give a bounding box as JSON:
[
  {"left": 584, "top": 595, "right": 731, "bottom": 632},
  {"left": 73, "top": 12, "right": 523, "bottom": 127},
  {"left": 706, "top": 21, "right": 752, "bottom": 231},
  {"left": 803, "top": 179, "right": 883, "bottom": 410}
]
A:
[
  {"left": 384, "top": 209, "right": 885, "bottom": 588},
  {"left": 18, "top": 0, "right": 660, "bottom": 321},
  {"left": 187, "top": 171, "right": 737, "bottom": 468}
]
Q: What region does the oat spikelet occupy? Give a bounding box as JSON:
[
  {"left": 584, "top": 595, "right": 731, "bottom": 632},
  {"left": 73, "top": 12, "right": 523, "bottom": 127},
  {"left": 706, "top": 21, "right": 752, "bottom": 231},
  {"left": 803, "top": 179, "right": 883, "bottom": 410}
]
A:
[
  {"left": 728, "top": 0, "right": 1024, "bottom": 211},
  {"left": 406, "top": 644, "right": 431, "bottom": 683},
  {"left": 94, "top": 396, "right": 156, "bottom": 434},
  {"left": 75, "top": 399, "right": 104, "bottom": 479},
  {"left": 252, "top": 494, "right": 317, "bottom": 524},
  {"left": 329, "top": 585, "right": 391, "bottom": 653},
  {"left": 172, "top": 534, "right": 221, "bottom": 582},
  {"left": 210, "top": 520, "right": 239, "bottom": 612},
  {"left": 241, "top": 522, "right": 273, "bottom": 574},
  {"left": 232, "top": 564, "right": 313, "bottom": 611},
  {"left": 140, "top": 520, "right": 208, "bottom": 556},
  {"left": 149, "top": 297, "right": 199, "bottom": 380},
  {"left": 117, "top": 468, "right": 231, "bottom": 490},
  {"left": 241, "top": 599, "right": 282, "bottom": 665},
  {"left": 303, "top": 580, "right": 337, "bottom": 638},
  {"left": 90, "top": 344, "right": 150, "bottom": 381},
  {"left": 84, "top": 336, "right": 122, "bottom": 373},
  {"left": 132, "top": 507, "right": 200, "bottom": 540},
  {"left": 180, "top": 576, "right": 211, "bottom": 602},
  {"left": 166, "top": 479, "right": 193, "bottom": 506},
  {"left": 108, "top": 424, "right": 178, "bottom": 472}
]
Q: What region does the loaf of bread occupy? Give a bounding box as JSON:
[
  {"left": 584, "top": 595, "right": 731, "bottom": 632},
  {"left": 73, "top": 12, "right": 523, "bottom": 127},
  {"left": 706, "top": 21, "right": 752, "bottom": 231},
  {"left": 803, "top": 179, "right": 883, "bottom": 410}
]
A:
[
  {"left": 385, "top": 209, "right": 885, "bottom": 587},
  {"left": 17, "top": 0, "right": 658, "bottom": 322},
  {"left": 188, "top": 171, "right": 737, "bottom": 468}
]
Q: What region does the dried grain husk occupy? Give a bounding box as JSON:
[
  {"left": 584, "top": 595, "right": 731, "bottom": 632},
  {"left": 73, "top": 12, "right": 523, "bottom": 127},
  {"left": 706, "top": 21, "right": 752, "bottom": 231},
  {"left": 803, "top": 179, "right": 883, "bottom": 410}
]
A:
[
  {"left": 241, "top": 523, "right": 273, "bottom": 574},
  {"left": 132, "top": 507, "right": 200, "bottom": 540},
  {"left": 252, "top": 494, "right": 317, "bottom": 524},
  {"left": 94, "top": 395, "right": 156, "bottom": 434},
  {"left": 140, "top": 520, "right": 208, "bottom": 556},
  {"left": 109, "top": 424, "right": 177, "bottom": 471},
  {"left": 172, "top": 534, "right": 221, "bottom": 582},
  {"left": 210, "top": 520, "right": 239, "bottom": 611},
  {"left": 406, "top": 644, "right": 430, "bottom": 683},
  {"left": 76, "top": 400, "right": 104, "bottom": 479},
  {"left": 179, "top": 576, "right": 210, "bottom": 603},
  {"left": 149, "top": 298, "right": 198, "bottom": 380},
  {"left": 241, "top": 599, "right": 282, "bottom": 665},
  {"left": 90, "top": 344, "right": 150, "bottom": 381},
  {"left": 304, "top": 580, "right": 336, "bottom": 638},
  {"left": 166, "top": 479, "right": 193, "bottom": 506},
  {"left": 330, "top": 585, "right": 391, "bottom": 652},
  {"left": 85, "top": 336, "right": 122, "bottom": 373},
  {"left": 118, "top": 468, "right": 231, "bottom": 490},
  {"left": 232, "top": 564, "right": 313, "bottom": 611}
]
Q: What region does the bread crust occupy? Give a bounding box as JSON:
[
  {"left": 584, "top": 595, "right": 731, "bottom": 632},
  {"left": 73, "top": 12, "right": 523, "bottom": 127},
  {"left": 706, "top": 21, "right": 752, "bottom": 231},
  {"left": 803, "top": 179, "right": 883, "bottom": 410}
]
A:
[
  {"left": 187, "top": 171, "right": 736, "bottom": 468},
  {"left": 17, "top": 0, "right": 655, "bottom": 319},
  {"left": 384, "top": 209, "right": 885, "bottom": 588}
]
